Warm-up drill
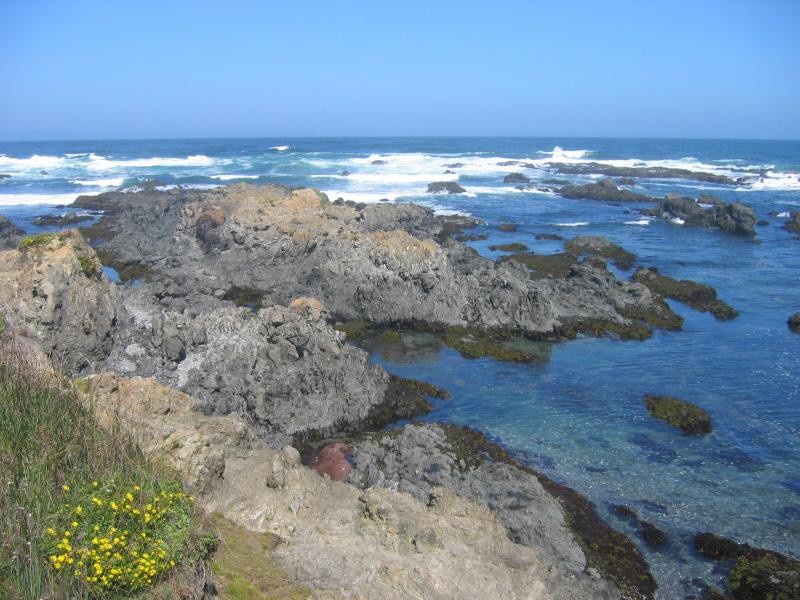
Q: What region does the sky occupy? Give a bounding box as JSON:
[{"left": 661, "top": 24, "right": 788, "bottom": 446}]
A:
[{"left": 1, "top": 0, "right": 798, "bottom": 140}]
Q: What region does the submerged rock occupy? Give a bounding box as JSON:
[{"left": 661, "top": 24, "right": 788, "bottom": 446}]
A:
[
  {"left": 642, "top": 194, "right": 756, "bottom": 236},
  {"left": 611, "top": 505, "right": 668, "bottom": 548},
  {"left": 559, "top": 178, "right": 653, "bottom": 202},
  {"left": 633, "top": 267, "right": 739, "bottom": 320},
  {"left": 427, "top": 181, "right": 466, "bottom": 194},
  {"left": 564, "top": 235, "right": 637, "bottom": 270},
  {"left": 644, "top": 394, "right": 712, "bottom": 434},
  {"left": 789, "top": 312, "right": 800, "bottom": 333},
  {"left": 497, "top": 222, "right": 518, "bottom": 231},
  {"left": 488, "top": 242, "right": 528, "bottom": 252},
  {"left": 694, "top": 532, "right": 800, "bottom": 600}
]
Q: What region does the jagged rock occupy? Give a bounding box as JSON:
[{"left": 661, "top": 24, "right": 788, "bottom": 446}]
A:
[
  {"left": 0, "top": 215, "right": 25, "bottom": 249},
  {"left": 427, "top": 181, "right": 466, "bottom": 194},
  {"left": 559, "top": 178, "right": 653, "bottom": 202},
  {"left": 0, "top": 230, "right": 119, "bottom": 373},
  {"left": 789, "top": 312, "right": 800, "bottom": 333},
  {"left": 78, "top": 185, "right": 681, "bottom": 340},
  {"left": 347, "top": 422, "right": 653, "bottom": 599},
  {"left": 83, "top": 375, "right": 619, "bottom": 600},
  {"left": 503, "top": 172, "right": 530, "bottom": 184},
  {"left": 644, "top": 394, "right": 712, "bottom": 434},
  {"left": 642, "top": 194, "right": 756, "bottom": 236}
]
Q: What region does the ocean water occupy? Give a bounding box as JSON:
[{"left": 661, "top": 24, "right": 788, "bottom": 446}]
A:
[{"left": 1, "top": 137, "right": 798, "bottom": 598}]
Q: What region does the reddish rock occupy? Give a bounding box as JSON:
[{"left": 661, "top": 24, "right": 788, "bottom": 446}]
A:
[{"left": 312, "top": 443, "right": 353, "bottom": 481}]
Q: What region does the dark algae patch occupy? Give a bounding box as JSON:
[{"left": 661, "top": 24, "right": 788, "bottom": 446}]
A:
[
  {"left": 644, "top": 394, "right": 712, "bottom": 434},
  {"left": 222, "top": 285, "right": 266, "bottom": 310},
  {"left": 564, "top": 235, "right": 637, "bottom": 270},
  {"left": 333, "top": 319, "right": 371, "bottom": 339},
  {"left": 438, "top": 425, "right": 657, "bottom": 600},
  {"left": 500, "top": 251, "right": 575, "bottom": 278},
  {"left": 633, "top": 267, "right": 739, "bottom": 320},
  {"left": 694, "top": 532, "right": 800, "bottom": 600},
  {"left": 442, "top": 328, "right": 544, "bottom": 362},
  {"left": 611, "top": 505, "right": 668, "bottom": 548},
  {"left": 488, "top": 242, "right": 529, "bottom": 252}
]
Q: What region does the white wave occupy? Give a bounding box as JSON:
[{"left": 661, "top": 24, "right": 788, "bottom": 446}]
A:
[
  {"left": 72, "top": 177, "right": 125, "bottom": 187},
  {"left": 777, "top": 211, "right": 791, "bottom": 218},
  {"left": 738, "top": 171, "right": 800, "bottom": 191},
  {"left": 154, "top": 183, "right": 222, "bottom": 191},
  {"left": 313, "top": 171, "right": 459, "bottom": 184},
  {"left": 210, "top": 174, "right": 261, "bottom": 180},
  {"left": 321, "top": 189, "right": 401, "bottom": 203},
  {"left": 553, "top": 222, "right": 589, "bottom": 227},
  {"left": 625, "top": 219, "right": 651, "bottom": 226},
  {"left": 269, "top": 145, "right": 290, "bottom": 151},
  {"left": 670, "top": 217, "right": 686, "bottom": 225},
  {"left": 86, "top": 154, "right": 220, "bottom": 171},
  {"left": 0, "top": 154, "right": 68, "bottom": 172},
  {"left": 0, "top": 192, "right": 98, "bottom": 207},
  {"left": 537, "top": 146, "right": 591, "bottom": 160}
]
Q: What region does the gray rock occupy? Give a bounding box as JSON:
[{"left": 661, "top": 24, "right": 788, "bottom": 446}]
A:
[
  {"left": 559, "top": 179, "right": 653, "bottom": 202},
  {"left": 642, "top": 195, "right": 756, "bottom": 236},
  {"left": 0, "top": 215, "right": 24, "bottom": 248},
  {"left": 789, "top": 312, "right": 800, "bottom": 334},
  {"left": 427, "top": 181, "right": 466, "bottom": 194}
]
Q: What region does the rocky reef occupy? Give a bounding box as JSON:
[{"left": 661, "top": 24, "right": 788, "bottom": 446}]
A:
[
  {"left": 642, "top": 194, "right": 756, "bottom": 236},
  {"left": 558, "top": 178, "right": 653, "bottom": 202},
  {"left": 426, "top": 181, "right": 466, "bottom": 193},
  {"left": 547, "top": 162, "right": 737, "bottom": 185},
  {"left": 784, "top": 211, "right": 800, "bottom": 235},
  {"left": 644, "top": 394, "right": 712, "bottom": 434},
  {"left": 789, "top": 312, "right": 800, "bottom": 333},
  {"left": 633, "top": 267, "right": 739, "bottom": 320}
]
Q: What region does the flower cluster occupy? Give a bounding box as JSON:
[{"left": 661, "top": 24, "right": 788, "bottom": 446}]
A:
[{"left": 44, "top": 480, "right": 193, "bottom": 591}]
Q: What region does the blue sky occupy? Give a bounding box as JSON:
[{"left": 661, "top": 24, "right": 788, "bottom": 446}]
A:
[{"left": 1, "top": 0, "right": 798, "bottom": 140}]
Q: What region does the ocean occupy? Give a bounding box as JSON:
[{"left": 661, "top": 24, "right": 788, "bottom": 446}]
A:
[{"left": 1, "top": 137, "right": 798, "bottom": 598}]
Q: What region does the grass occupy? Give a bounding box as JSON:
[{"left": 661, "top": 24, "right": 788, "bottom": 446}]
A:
[
  {"left": 205, "top": 514, "right": 311, "bottom": 600},
  {"left": 0, "top": 339, "right": 206, "bottom": 599},
  {"left": 18, "top": 233, "right": 60, "bottom": 250}
]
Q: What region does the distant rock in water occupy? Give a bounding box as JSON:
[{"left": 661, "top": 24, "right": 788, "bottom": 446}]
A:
[
  {"left": 548, "top": 162, "right": 737, "bottom": 185},
  {"left": 644, "top": 394, "right": 712, "bottom": 434},
  {"left": 559, "top": 179, "right": 653, "bottom": 202},
  {"left": 642, "top": 194, "right": 756, "bottom": 236},
  {"left": 503, "top": 172, "right": 530, "bottom": 184},
  {"left": 788, "top": 312, "right": 800, "bottom": 334},
  {"left": 370, "top": 159, "right": 387, "bottom": 165},
  {"left": 535, "top": 233, "right": 564, "bottom": 241},
  {"left": 443, "top": 162, "right": 464, "bottom": 169},
  {"left": 32, "top": 213, "right": 94, "bottom": 227},
  {"left": 497, "top": 222, "right": 518, "bottom": 232},
  {"left": 633, "top": 267, "right": 739, "bottom": 320},
  {"left": 694, "top": 532, "right": 800, "bottom": 600},
  {"left": 0, "top": 173, "right": 10, "bottom": 179},
  {"left": 427, "top": 181, "right": 466, "bottom": 194},
  {"left": 615, "top": 177, "right": 636, "bottom": 186},
  {"left": 784, "top": 211, "right": 800, "bottom": 235}
]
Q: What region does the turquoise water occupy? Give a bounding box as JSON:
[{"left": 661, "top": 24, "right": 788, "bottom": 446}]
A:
[{"left": 1, "top": 138, "right": 798, "bottom": 597}]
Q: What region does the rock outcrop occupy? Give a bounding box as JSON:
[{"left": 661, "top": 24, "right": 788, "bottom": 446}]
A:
[
  {"left": 784, "top": 212, "right": 800, "bottom": 235},
  {"left": 82, "top": 374, "right": 621, "bottom": 600},
  {"left": 503, "top": 172, "right": 530, "bottom": 184},
  {"left": 642, "top": 194, "right": 756, "bottom": 237},
  {"left": 789, "top": 312, "right": 800, "bottom": 334},
  {"left": 346, "top": 423, "right": 655, "bottom": 599},
  {"left": 547, "top": 162, "right": 736, "bottom": 185},
  {"left": 633, "top": 267, "right": 738, "bottom": 320},
  {"left": 0, "top": 230, "right": 119, "bottom": 373},
  {"left": 643, "top": 394, "right": 712, "bottom": 434},
  {"left": 0, "top": 214, "right": 24, "bottom": 249},
  {"left": 427, "top": 181, "right": 466, "bottom": 194},
  {"left": 77, "top": 185, "right": 681, "bottom": 340}
]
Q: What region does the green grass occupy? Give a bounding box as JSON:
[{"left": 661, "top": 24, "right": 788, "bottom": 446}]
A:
[
  {"left": 17, "top": 233, "right": 59, "bottom": 250},
  {"left": 0, "top": 343, "right": 205, "bottom": 598}
]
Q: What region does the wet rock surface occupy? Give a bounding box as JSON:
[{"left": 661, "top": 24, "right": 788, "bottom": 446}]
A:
[
  {"left": 642, "top": 194, "right": 756, "bottom": 236},
  {"left": 633, "top": 267, "right": 739, "bottom": 320},
  {"left": 694, "top": 532, "right": 800, "bottom": 600},
  {"left": 32, "top": 213, "right": 94, "bottom": 227}
]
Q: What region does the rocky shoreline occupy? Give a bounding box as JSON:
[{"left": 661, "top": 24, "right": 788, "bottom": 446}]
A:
[{"left": 0, "top": 183, "right": 794, "bottom": 599}]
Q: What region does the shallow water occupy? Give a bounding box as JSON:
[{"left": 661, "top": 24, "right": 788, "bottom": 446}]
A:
[{"left": 1, "top": 137, "right": 798, "bottom": 598}]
